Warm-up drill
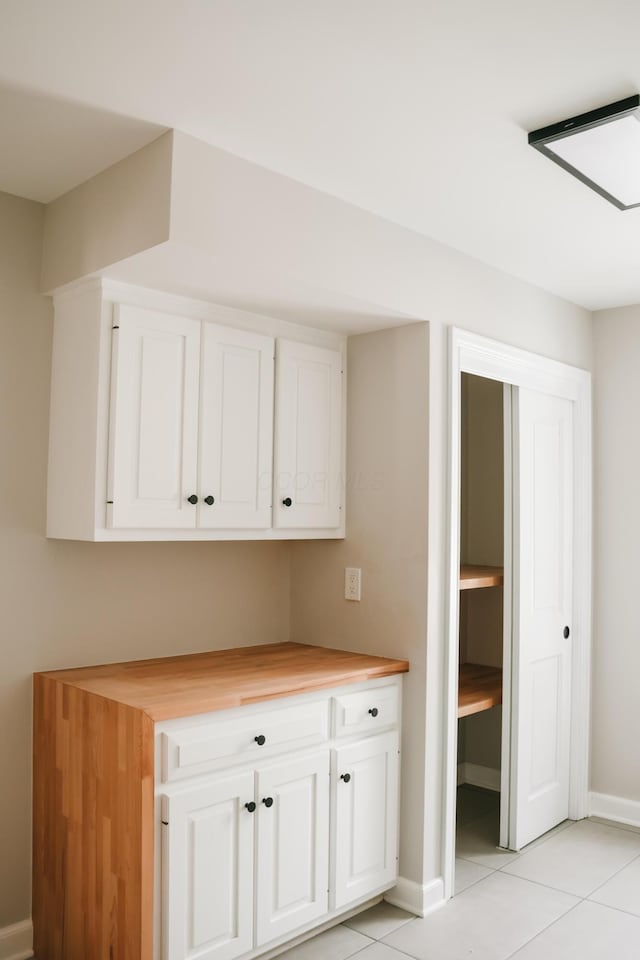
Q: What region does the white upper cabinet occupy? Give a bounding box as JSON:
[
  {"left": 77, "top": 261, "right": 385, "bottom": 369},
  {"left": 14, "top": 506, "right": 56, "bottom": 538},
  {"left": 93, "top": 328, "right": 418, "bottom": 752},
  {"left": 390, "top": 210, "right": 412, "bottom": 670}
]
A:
[
  {"left": 199, "top": 325, "right": 274, "bottom": 529},
  {"left": 108, "top": 305, "right": 201, "bottom": 529},
  {"left": 274, "top": 339, "right": 343, "bottom": 529},
  {"left": 46, "top": 281, "right": 345, "bottom": 540}
]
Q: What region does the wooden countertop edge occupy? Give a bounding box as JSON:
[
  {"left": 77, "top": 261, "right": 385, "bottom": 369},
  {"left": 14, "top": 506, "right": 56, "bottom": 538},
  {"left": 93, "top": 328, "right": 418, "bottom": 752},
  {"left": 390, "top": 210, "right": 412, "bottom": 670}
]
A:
[
  {"left": 143, "top": 662, "right": 409, "bottom": 721},
  {"left": 34, "top": 644, "right": 409, "bottom": 723}
]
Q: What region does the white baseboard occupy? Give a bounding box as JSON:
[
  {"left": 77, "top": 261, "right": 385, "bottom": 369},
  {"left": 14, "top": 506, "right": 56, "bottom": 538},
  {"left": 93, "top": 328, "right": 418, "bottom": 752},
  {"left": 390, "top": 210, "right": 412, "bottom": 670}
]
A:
[
  {"left": 385, "top": 876, "right": 445, "bottom": 918},
  {"left": 457, "top": 762, "right": 501, "bottom": 793},
  {"left": 590, "top": 792, "right": 640, "bottom": 829},
  {"left": 0, "top": 920, "right": 33, "bottom": 960}
]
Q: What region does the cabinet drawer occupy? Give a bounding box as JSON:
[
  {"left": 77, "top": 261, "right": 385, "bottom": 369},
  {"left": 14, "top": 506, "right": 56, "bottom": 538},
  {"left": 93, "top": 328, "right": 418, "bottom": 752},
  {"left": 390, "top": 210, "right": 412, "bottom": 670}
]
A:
[
  {"left": 332, "top": 683, "right": 400, "bottom": 738},
  {"left": 162, "top": 700, "right": 329, "bottom": 782}
]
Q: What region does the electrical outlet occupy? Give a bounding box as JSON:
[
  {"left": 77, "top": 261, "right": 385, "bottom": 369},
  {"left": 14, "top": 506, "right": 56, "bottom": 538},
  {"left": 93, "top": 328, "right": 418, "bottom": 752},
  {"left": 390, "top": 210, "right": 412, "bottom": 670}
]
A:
[{"left": 345, "top": 567, "right": 362, "bottom": 602}]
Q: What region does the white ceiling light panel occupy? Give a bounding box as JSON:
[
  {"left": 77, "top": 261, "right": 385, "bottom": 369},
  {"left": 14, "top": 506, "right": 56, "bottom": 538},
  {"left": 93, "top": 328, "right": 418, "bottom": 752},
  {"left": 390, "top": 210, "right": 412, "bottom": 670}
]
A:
[{"left": 529, "top": 95, "right": 640, "bottom": 210}]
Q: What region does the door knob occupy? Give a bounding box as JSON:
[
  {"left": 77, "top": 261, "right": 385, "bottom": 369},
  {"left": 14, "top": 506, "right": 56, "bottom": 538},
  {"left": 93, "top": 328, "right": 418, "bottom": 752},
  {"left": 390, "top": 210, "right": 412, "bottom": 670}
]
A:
[
  {"left": 262, "top": 797, "right": 274, "bottom": 808},
  {"left": 203, "top": 495, "right": 215, "bottom": 506},
  {"left": 340, "top": 773, "right": 351, "bottom": 783},
  {"left": 563, "top": 626, "right": 570, "bottom": 639},
  {"left": 245, "top": 801, "right": 256, "bottom": 813},
  {"left": 187, "top": 494, "right": 198, "bottom": 505},
  {"left": 282, "top": 497, "right": 293, "bottom": 507},
  {"left": 254, "top": 735, "right": 266, "bottom": 746}
]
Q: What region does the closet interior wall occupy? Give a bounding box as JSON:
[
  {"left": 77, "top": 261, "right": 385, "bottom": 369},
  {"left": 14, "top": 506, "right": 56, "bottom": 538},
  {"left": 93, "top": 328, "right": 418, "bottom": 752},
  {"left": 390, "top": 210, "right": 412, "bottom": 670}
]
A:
[{"left": 458, "top": 374, "right": 504, "bottom": 778}]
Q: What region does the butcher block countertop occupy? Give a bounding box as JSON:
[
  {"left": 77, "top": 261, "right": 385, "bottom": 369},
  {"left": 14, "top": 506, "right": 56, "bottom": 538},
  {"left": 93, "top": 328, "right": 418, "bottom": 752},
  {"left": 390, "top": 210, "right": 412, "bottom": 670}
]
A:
[{"left": 36, "top": 642, "right": 410, "bottom": 721}]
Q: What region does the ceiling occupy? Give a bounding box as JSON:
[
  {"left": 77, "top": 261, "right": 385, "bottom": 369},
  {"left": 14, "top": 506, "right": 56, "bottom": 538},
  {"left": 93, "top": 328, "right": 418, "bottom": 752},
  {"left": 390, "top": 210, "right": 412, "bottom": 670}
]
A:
[{"left": 1, "top": 0, "right": 640, "bottom": 311}]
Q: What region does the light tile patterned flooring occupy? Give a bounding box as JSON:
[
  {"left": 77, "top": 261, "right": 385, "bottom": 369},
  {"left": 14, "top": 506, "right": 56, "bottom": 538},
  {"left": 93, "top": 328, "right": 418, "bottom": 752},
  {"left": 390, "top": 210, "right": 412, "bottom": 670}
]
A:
[{"left": 278, "top": 786, "right": 640, "bottom": 960}]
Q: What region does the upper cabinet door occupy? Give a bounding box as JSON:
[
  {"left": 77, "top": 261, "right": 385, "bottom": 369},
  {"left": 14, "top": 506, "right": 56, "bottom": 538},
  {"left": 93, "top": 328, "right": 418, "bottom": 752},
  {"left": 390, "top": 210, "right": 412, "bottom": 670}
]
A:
[
  {"left": 199, "top": 325, "right": 274, "bottom": 529},
  {"left": 274, "top": 340, "right": 343, "bottom": 529},
  {"left": 108, "top": 305, "right": 201, "bottom": 529}
]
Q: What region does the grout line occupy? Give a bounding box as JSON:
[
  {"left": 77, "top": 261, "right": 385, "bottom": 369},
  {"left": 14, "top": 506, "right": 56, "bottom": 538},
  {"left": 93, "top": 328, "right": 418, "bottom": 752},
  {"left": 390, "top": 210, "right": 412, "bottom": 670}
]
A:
[
  {"left": 586, "top": 849, "right": 640, "bottom": 901},
  {"left": 454, "top": 867, "right": 500, "bottom": 896},
  {"left": 347, "top": 933, "right": 417, "bottom": 960},
  {"left": 493, "top": 868, "right": 585, "bottom": 899},
  {"left": 502, "top": 898, "right": 584, "bottom": 960},
  {"left": 583, "top": 898, "right": 640, "bottom": 923},
  {"left": 343, "top": 917, "right": 414, "bottom": 942},
  {"left": 588, "top": 815, "right": 640, "bottom": 837}
]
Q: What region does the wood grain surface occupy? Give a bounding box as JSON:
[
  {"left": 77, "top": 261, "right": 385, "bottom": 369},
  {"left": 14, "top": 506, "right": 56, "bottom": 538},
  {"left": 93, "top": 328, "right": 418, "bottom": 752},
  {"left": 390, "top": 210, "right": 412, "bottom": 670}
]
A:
[
  {"left": 33, "top": 674, "right": 154, "bottom": 960},
  {"left": 459, "top": 564, "right": 504, "bottom": 590},
  {"left": 36, "top": 642, "right": 410, "bottom": 721},
  {"left": 458, "top": 662, "right": 503, "bottom": 718}
]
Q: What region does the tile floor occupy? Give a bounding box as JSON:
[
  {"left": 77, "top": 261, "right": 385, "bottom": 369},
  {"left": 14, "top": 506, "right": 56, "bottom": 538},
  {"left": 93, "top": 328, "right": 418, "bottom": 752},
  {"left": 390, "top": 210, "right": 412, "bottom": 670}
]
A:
[{"left": 278, "top": 786, "right": 640, "bottom": 960}]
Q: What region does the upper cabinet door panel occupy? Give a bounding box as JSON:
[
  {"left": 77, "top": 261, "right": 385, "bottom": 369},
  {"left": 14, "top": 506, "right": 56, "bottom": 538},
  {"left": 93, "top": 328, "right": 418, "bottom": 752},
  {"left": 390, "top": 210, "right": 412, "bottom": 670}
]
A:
[
  {"left": 108, "top": 305, "right": 201, "bottom": 529},
  {"left": 274, "top": 340, "right": 343, "bottom": 529},
  {"left": 199, "top": 325, "right": 274, "bottom": 529}
]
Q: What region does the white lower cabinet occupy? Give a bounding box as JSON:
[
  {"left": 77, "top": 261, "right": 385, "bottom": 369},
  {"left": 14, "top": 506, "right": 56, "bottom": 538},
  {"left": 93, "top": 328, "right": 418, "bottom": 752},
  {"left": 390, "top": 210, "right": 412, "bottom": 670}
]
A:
[
  {"left": 159, "top": 678, "right": 402, "bottom": 960},
  {"left": 163, "top": 771, "right": 255, "bottom": 960},
  {"left": 332, "top": 732, "right": 399, "bottom": 909},
  {"left": 256, "top": 752, "right": 330, "bottom": 944}
]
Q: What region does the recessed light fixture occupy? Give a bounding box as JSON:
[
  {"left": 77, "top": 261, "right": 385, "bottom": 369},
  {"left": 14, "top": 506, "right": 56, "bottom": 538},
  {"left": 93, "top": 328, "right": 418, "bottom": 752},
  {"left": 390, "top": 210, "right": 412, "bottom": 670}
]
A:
[{"left": 528, "top": 94, "right": 640, "bottom": 210}]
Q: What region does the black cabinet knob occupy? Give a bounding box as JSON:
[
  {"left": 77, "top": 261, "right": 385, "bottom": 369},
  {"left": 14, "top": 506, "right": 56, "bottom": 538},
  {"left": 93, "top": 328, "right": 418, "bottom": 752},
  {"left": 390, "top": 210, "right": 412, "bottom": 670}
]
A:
[
  {"left": 254, "top": 734, "right": 266, "bottom": 746},
  {"left": 262, "top": 797, "right": 274, "bottom": 808},
  {"left": 245, "top": 801, "right": 256, "bottom": 813},
  {"left": 282, "top": 497, "right": 293, "bottom": 507},
  {"left": 187, "top": 494, "right": 198, "bottom": 505},
  {"left": 204, "top": 495, "right": 215, "bottom": 506},
  {"left": 368, "top": 707, "right": 379, "bottom": 717},
  {"left": 563, "top": 625, "right": 570, "bottom": 639},
  {"left": 340, "top": 773, "right": 351, "bottom": 783}
]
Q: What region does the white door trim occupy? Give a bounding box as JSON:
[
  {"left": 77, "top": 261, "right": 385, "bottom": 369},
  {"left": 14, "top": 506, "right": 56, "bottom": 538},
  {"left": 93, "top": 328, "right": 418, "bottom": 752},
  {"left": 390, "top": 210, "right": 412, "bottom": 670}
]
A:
[{"left": 442, "top": 327, "right": 592, "bottom": 900}]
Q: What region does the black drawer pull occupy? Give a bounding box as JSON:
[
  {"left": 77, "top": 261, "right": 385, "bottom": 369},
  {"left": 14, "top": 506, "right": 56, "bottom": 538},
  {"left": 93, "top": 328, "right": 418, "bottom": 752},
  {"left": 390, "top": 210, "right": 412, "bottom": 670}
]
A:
[
  {"left": 254, "top": 735, "right": 266, "bottom": 746},
  {"left": 368, "top": 707, "right": 379, "bottom": 717},
  {"left": 245, "top": 801, "right": 256, "bottom": 813},
  {"left": 262, "top": 797, "right": 274, "bottom": 808},
  {"left": 187, "top": 494, "right": 198, "bottom": 505},
  {"left": 282, "top": 497, "right": 293, "bottom": 507},
  {"left": 204, "top": 495, "right": 215, "bottom": 506},
  {"left": 340, "top": 773, "right": 351, "bottom": 783}
]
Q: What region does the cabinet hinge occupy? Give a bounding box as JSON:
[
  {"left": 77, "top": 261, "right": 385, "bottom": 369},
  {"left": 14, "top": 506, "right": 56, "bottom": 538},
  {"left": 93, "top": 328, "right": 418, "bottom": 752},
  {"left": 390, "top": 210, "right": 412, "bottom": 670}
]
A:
[
  {"left": 112, "top": 325, "right": 120, "bottom": 330},
  {"left": 106, "top": 501, "right": 114, "bottom": 505},
  {"left": 161, "top": 820, "right": 169, "bottom": 826}
]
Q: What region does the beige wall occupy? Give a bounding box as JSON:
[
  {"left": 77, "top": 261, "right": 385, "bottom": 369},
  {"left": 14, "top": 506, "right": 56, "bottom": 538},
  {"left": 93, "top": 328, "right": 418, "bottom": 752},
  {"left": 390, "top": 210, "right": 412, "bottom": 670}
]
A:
[
  {"left": 41, "top": 132, "right": 173, "bottom": 292},
  {"left": 591, "top": 307, "right": 640, "bottom": 803},
  {"left": 0, "top": 191, "right": 290, "bottom": 927},
  {"left": 290, "top": 324, "right": 430, "bottom": 887}
]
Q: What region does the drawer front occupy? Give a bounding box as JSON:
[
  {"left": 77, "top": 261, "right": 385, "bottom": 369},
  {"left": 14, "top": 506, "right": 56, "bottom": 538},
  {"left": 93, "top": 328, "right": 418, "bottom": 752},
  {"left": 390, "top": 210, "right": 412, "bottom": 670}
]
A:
[
  {"left": 333, "top": 683, "right": 400, "bottom": 738},
  {"left": 162, "top": 699, "right": 329, "bottom": 782}
]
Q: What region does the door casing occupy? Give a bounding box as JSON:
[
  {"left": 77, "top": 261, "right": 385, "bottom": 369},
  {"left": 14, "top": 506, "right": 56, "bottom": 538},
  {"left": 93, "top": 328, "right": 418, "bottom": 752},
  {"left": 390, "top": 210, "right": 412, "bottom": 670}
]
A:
[{"left": 443, "top": 328, "right": 592, "bottom": 900}]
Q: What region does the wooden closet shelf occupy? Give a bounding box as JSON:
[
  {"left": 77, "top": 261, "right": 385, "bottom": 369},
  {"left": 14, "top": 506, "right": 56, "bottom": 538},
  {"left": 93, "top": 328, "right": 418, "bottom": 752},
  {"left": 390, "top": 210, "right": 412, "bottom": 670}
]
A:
[
  {"left": 459, "top": 564, "right": 504, "bottom": 590},
  {"left": 458, "top": 663, "right": 503, "bottom": 718}
]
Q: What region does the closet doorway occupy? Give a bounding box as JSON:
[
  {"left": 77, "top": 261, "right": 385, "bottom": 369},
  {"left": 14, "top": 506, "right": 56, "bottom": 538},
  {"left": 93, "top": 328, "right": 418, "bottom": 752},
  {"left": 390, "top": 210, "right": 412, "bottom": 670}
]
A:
[{"left": 442, "top": 329, "right": 592, "bottom": 901}]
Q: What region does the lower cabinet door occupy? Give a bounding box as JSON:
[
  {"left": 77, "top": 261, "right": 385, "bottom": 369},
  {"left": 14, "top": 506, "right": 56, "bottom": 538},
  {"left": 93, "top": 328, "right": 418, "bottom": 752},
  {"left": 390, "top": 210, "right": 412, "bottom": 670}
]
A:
[
  {"left": 163, "top": 772, "right": 255, "bottom": 960},
  {"left": 332, "top": 731, "right": 399, "bottom": 909},
  {"left": 255, "top": 751, "right": 330, "bottom": 946}
]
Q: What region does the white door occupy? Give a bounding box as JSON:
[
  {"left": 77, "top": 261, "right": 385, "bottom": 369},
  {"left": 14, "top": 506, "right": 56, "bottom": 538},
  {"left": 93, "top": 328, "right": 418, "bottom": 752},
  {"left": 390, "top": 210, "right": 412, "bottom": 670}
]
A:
[
  {"left": 510, "top": 387, "right": 573, "bottom": 849},
  {"left": 163, "top": 772, "right": 255, "bottom": 960},
  {"left": 255, "top": 752, "right": 330, "bottom": 945},
  {"left": 332, "top": 732, "right": 399, "bottom": 909},
  {"left": 108, "top": 305, "right": 200, "bottom": 529},
  {"left": 274, "top": 339, "right": 342, "bottom": 529},
  {"left": 199, "top": 325, "right": 274, "bottom": 529}
]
